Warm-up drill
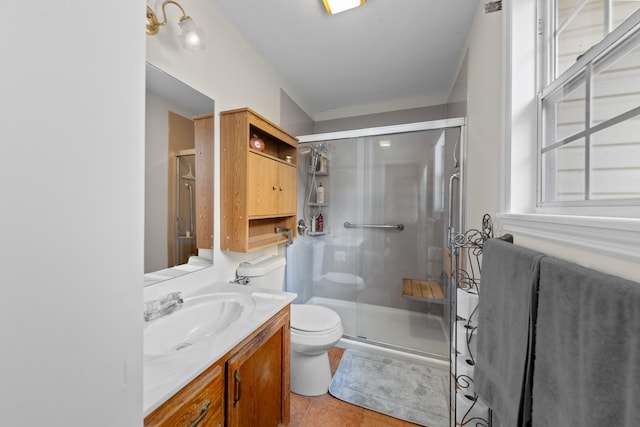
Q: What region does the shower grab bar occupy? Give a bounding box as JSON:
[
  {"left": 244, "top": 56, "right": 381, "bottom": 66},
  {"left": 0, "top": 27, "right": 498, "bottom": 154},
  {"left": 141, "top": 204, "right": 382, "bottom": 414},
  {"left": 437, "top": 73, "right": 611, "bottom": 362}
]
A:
[{"left": 343, "top": 221, "right": 404, "bottom": 231}]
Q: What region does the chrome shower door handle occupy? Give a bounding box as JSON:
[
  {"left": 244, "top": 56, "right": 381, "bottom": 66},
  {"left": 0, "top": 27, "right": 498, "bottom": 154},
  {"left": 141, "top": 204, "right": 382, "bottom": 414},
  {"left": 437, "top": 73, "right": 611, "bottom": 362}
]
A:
[{"left": 448, "top": 172, "right": 460, "bottom": 244}]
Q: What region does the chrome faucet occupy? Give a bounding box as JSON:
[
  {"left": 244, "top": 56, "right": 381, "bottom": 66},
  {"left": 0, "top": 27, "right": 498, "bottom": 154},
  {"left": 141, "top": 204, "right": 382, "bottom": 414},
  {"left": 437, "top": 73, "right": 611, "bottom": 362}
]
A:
[
  {"left": 275, "top": 226, "right": 293, "bottom": 245},
  {"left": 144, "top": 291, "right": 183, "bottom": 321},
  {"left": 229, "top": 276, "right": 250, "bottom": 285}
]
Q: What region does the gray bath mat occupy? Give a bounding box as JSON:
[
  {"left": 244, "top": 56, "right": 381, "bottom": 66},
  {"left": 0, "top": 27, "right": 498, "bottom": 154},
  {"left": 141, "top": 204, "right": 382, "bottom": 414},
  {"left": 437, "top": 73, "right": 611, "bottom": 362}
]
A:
[{"left": 329, "top": 349, "right": 449, "bottom": 427}]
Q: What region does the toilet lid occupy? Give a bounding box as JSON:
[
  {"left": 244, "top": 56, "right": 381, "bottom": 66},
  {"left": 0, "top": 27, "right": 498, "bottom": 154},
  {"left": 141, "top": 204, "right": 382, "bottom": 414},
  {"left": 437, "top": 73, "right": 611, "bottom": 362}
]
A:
[{"left": 291, "top": 305, "right": 341, "bottom": 332}]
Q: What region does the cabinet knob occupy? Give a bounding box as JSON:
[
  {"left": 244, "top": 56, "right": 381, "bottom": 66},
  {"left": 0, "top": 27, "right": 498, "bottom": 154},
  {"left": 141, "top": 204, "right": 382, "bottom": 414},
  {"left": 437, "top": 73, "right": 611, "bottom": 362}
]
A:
[
  {"left": 272, "top": 185, "right": 277, "bottom": 191},
  {"left": 279, "top": 186, "right": 284, "bottom": 191}
]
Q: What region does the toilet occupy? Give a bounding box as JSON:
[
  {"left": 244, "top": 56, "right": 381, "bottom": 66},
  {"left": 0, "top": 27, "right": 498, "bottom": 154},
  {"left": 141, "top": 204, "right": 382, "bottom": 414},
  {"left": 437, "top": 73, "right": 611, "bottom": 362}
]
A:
[{"left": 237, "top": 255, "right": 343, "bottom": 396}]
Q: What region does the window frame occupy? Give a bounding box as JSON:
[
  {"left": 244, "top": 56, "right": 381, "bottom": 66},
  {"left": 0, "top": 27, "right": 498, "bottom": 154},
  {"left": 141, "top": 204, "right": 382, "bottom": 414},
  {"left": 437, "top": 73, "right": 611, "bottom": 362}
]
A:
[
  {"left": 500, "top": 0, "right": 640, "bottom": 269},
  {"left": 537, "top": 3, "right": 640, "bottom": 212}
]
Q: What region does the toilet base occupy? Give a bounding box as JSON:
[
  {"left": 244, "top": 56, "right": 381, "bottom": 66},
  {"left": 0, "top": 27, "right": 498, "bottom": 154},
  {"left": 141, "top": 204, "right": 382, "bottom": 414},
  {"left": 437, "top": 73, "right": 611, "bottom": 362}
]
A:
[{"left": 290, "top": 350, "right": 332, "bottom": 396}]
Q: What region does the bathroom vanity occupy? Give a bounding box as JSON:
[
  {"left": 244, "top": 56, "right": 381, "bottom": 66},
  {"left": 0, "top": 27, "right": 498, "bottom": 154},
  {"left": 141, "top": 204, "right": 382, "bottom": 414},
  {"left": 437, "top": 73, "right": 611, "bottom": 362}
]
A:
[{"left": 143, "top": 283, "right": 296, "bottom": 426}]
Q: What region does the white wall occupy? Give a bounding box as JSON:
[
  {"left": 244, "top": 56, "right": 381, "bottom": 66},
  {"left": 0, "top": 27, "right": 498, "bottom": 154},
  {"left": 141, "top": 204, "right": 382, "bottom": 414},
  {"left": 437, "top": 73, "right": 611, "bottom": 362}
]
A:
[
  {"left": 464, "top": 4, "right": 504, "bottom": 231},
  {"left": 145, "top": 92, "right": 174, "bottom": 272},
  {"left": 0, "top": 1, "right": 143, "bottom": 426}
]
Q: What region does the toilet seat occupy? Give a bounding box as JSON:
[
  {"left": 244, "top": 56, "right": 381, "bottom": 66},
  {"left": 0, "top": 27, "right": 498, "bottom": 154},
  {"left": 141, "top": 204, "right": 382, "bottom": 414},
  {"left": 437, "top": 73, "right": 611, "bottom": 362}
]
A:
[
  {"left": 291, "top": 304, "right": 341, "bottom": 333},
  {"left": 291, "top": 322, "right": 343, "bottom": 337}
]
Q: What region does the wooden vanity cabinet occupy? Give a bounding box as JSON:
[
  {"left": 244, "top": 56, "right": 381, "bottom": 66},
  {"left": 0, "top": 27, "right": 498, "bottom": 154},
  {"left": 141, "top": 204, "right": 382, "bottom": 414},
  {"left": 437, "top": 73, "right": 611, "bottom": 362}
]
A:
[
  {"left": 226, "top": 309, "right": 290, "bottom": 427},
  {"left": 144, "top": 363, "right": 225, "bottom": 427},
  {"left": 220, "top": 108, "right": 298, "bottom": 252},
  {"left": 144, "top": 306, "right": 291, "bottom": 427}
]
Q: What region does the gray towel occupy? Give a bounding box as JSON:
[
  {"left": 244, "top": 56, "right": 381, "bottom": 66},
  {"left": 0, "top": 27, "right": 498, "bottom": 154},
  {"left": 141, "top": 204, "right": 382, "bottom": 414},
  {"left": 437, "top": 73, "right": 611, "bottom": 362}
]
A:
[
  {"left": 474, "top": 239, "right": 544, "bottom": 427},
  {"left": 532, "top": 256, "right": 640, "bottom": 426}
]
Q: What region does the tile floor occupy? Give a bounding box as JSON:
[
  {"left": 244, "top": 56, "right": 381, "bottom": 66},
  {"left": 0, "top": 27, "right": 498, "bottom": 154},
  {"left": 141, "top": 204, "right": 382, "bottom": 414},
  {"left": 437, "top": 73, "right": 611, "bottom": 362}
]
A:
[{"left": 289, "top": 347, "right": 423, "bottom": 427}]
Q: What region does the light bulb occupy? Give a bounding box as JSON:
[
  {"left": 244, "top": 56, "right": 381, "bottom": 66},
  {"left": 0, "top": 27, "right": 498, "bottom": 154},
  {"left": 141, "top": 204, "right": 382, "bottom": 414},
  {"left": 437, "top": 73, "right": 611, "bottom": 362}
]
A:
[
  {"left": 178, "top": 17, "right": 206, "bottom": 52},
  {"left": 323, "top": 0, "right": 364, "bottom": 15}
]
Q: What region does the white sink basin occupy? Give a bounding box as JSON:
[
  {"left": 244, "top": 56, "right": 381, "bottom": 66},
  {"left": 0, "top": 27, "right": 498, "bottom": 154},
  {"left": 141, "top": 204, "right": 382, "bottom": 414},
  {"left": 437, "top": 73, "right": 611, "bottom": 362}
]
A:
[{"left": 144, "top": 292, "right": 256, "bottom": 355}]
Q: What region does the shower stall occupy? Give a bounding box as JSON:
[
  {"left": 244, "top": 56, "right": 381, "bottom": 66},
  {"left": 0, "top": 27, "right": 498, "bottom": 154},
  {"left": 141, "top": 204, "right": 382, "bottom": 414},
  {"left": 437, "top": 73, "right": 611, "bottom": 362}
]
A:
[
  {"left": 286, "top": 118, "right": 465, "bottom": 363},
  {"left": 174, "top": 151, "right": 197, "bottom": 266}
]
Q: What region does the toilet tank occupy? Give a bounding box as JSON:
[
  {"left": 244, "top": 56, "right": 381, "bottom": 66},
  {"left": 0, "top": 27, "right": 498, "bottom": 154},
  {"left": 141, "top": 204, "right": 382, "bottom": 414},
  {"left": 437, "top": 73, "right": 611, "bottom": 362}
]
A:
[{"left": 237, "top": 255, "right": 286, "bottom": 291}]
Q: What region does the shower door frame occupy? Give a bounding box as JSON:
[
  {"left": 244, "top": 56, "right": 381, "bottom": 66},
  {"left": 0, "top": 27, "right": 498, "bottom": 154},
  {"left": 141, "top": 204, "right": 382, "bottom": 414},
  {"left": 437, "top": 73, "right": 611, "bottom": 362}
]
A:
[
  {"left": 299, "top": 117, "right": 467, "bottom": 427},
  {"left": 299, "top": 118, "right": 467, "bottom": 345}
]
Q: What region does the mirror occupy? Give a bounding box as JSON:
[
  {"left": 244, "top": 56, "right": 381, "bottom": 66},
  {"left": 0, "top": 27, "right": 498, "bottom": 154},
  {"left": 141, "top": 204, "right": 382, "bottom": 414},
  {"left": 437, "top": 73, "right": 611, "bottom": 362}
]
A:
[{"left": 145, "top": 63, "right": 214, "bottom": 285}]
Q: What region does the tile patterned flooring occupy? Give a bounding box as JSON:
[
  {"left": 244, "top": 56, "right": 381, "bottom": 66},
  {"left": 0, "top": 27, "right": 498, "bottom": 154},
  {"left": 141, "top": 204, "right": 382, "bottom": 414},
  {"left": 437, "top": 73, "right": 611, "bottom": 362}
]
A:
[{"left": 289, "top": 347, "right": 422, "bottom": 427}]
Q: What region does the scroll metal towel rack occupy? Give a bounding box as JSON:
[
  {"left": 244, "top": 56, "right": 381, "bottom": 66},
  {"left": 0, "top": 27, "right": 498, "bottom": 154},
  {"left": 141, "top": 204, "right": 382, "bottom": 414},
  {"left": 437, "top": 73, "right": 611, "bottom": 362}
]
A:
[
  {"left": 450, "top": 214, "right": 512, "bottom": 427},
  {"left": 343, "top": 221, "right": 405, "bottom": 231}
]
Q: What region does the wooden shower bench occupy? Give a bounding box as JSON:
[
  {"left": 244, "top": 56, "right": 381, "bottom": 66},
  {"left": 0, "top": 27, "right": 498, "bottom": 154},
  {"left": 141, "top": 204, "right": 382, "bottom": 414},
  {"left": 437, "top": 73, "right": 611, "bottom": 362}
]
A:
[{"left": 402, "top": 278, "right": 446, "bottom": 302}]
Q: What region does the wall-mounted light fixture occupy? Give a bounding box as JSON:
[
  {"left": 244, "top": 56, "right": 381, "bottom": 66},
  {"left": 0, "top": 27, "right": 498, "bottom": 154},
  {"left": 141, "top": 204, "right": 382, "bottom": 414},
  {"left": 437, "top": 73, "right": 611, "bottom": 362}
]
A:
[
  {"left": 146, "top": 1, "right": 206, "bottom": 52},
  {"left": 322, "top": 0, "right": 366, "bottom": 15}
]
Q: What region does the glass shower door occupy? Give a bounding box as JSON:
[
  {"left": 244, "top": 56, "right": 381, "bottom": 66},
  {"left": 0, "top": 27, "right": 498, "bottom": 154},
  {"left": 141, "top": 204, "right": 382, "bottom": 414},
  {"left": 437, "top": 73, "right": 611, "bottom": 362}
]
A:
[{"left": 329, "top": 128, "right": 457, "bottom": 357}]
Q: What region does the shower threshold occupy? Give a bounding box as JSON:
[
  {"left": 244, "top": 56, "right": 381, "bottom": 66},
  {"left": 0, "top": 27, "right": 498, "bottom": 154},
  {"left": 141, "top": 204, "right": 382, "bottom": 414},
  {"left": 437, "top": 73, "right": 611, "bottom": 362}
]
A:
[
  {"left": 309, "top": 296, "right": 450, "bottom": 367},
  {"left": 346, "top": 334, "right": 448, "bottom": 362},
  {"left": 337, "top": 336, "right": 449, "bottom": 371}
]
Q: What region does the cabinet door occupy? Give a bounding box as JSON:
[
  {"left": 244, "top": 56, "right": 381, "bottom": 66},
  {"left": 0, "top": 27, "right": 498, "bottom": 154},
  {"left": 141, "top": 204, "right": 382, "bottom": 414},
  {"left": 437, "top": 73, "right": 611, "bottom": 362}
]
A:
[
  {"left": 145, "top": 364, "right": 224, "bottom": 427},
  {"left": 247, "top": 152, "right": 279, "bottom": 217},
  {"left": 226, "top": 310, "right": 290, "bottom": 427},
  {"left": 277, "top": 163, "right": 297, "bottom": 215},
  {"left": 194, "top": 114, "right": 214, "bottom": 250}
]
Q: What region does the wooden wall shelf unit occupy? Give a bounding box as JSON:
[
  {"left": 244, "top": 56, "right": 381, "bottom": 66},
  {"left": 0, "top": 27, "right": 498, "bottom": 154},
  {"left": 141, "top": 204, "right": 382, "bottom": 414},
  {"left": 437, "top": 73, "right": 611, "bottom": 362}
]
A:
[
  {"left": 220, "top": 108, "right": 298, "bottom": 252},
  {"left": 194, "top": 113, "right": 214, "bottom": 251}
]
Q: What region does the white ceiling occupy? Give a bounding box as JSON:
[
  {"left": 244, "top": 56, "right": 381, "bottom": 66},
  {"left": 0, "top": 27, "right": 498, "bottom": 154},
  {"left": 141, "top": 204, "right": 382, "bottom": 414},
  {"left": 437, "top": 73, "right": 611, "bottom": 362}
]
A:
[{"left": 210, "top": 0, "right": 480, "bottom": 118}]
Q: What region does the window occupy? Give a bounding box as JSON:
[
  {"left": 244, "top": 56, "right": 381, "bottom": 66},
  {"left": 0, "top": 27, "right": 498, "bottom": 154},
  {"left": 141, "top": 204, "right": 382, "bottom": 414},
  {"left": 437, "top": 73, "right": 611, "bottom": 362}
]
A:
[{"left": 538, "top": 1, "right": 640, "bottom": 209}]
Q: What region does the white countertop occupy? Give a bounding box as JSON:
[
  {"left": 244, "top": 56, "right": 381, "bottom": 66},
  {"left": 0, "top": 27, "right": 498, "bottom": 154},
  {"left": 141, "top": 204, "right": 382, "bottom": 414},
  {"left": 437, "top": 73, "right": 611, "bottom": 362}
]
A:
[{"left": 143, "top": 282, "right": 296, "bottom": 416}]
